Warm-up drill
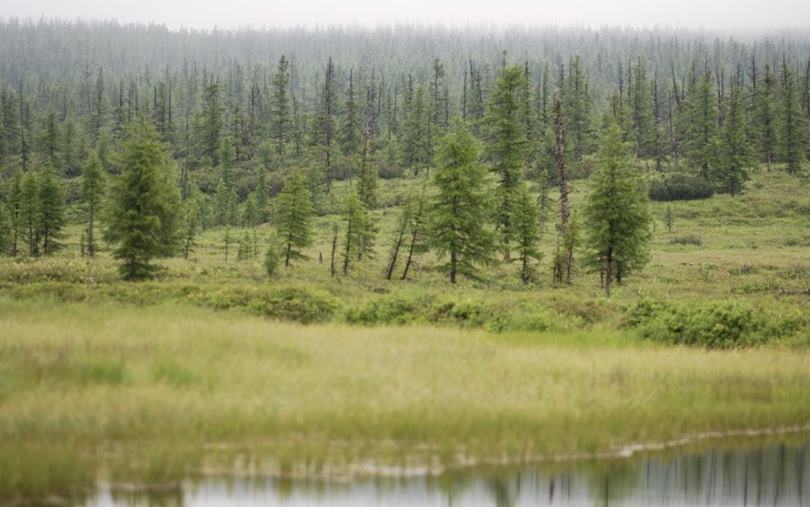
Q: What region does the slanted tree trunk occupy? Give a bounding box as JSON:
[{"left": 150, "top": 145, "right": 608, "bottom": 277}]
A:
[
  {"left": 400, "top": 199, "right": 424, "bottom": 281},
  {"left": 385, "top": 216, "right": 407, "bottom": 280}
]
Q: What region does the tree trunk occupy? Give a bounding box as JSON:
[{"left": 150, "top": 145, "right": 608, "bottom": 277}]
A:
[
  {"left": 87, "top": 205, "right": 95, "bottom": 258},
  {"left": 385, "top": 222, "right": 406, "bottom": 280},
  {"left": 449, "top": 250, "right": 457, "bottom": 284},
  {"left": 604, "top": 247, "right": 613, "bottom": 297},
  {"left": 555, "top": 97, "right": 573, "bottom": 284},
  {"left": 330, "top": 226, "right": 338, "bottom": 277}
]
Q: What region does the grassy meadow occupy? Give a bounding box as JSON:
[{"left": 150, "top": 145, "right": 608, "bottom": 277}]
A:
[{"left": 2, "top": 166, "right": 810, "bottom": 500}]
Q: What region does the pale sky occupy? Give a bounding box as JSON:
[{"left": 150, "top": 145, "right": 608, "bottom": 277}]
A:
[{"left": 2, "top": 0, "right": 810, "bottom": 31}]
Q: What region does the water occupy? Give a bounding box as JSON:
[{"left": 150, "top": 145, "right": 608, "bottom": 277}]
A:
[{"left": 87, "top": 440, "right": 809, "bottom": 506}]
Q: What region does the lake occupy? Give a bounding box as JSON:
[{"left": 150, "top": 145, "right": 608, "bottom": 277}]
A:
[{"left": 85, "top": 439, "right": 809, "bottom": 506}]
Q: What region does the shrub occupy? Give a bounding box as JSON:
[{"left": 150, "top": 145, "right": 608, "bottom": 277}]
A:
[
  {"left": 345, "top": 295, "right": 422, "bottom": 325},
  {"left": 249, "top": 287, "right": 337, "bottom": 324},
  {"left": 627, "top": 299, "right": 805, "bottom": 348},
  {"left": 650, "top": 173, "right": 714, "bottom": 201},
  {"left": 669, "top": 235, "right": 702, "bottom": 246}
]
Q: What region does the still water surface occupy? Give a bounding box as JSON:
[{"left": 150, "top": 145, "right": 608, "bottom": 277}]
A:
[{"left": 89, "top": 440, "right": 809, "bottom": 506}]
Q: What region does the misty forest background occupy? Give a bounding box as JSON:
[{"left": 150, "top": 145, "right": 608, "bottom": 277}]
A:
[{"left": 0, "top": 20, "right": 809, "bottom": 291}]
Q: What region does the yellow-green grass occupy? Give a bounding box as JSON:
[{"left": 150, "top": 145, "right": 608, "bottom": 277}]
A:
[{"left": 2, "top": 297, "right": 810, "bottom": 498}]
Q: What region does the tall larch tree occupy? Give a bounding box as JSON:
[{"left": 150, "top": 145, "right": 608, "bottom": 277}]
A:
[
  {"left": 37, "top": 164, "right": 66, "bottom": 256},
  {"left": 486, "top": 65, "right": 529, "bottom": 261},
  {"left": 274, "top": 171, "right": 315, "bottom": 267},
  {"left": 780, "top": 60, "right": 808, "bottom": 173},
  {"left": 716, "top": 85, "right": 754, "bottom": 195},
  {"left": 105, "top": 122, "right": 181, "bottom": 280},
  {"left": 81, "top": 152, "right": 105, "bottom": 257},
  {"left": 429, "top": 119, "right": 495, "bottom": 283},
  {"left": 269, "top": 55, "right": 291, "bottom": 159},
  {"left": 583, "top": 122, "right": 652, "bottom": 296}
]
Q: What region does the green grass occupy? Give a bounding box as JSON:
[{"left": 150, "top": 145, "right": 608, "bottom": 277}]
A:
[{"left": 1, "top": 298, "right": 810, "bottom": 499}]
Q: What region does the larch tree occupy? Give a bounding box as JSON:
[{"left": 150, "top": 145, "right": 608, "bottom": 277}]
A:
[
  {"left": 274, "top": 171, "right": 314, "bottom": 267},
  {"left": 81, "top": 152, "right": 105, "bottom": 257},
  {"left": 513, "top": 183, "right": 542, "bottom": 283},
  {"left": 341, "top": 190, "right": 374, "bottom": 275},
  {"left": 37, "top": 164, "right": 66, "bottom": 256},
  {"left": 583, "top": 121, "right": 652, "bottom": 296},
  {"left": 428, "top": 119, "right": 495, "bottom": 283},
  {"left": 716, "top": 85, "right": 754, "bottom": 195},
  {"left": 755, "top": 64, "right": 778, "bottom": 170},
  {"left": 486, "top": 65, "right": 529, "bottom": 261},
  {"left": 5, "top": 170, "right": 22, "bottom": 256},
  {"left": 198, "top": 82, "right": 223, "bottom": 166},
  {"left": 105, "top": 121, "right": 181, "bottom": 280},
  {"left": 19, "top": 170, "right": 39, "bottom": 257},
  {"left": 780, "top": 61, "right": 808, "bottom": 174},
  {"left": 270, "top": 55, "right": 291, "bottom": 159},
  {"left": 682, "top": 69, "right": 718, "bottom": 179}
]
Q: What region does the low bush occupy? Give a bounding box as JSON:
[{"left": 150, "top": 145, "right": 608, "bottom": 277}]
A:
[
  {"left": 249, "top": 287, "right": 337, "bottom": 324},
  {"left": 627, "top": 298, "right": 807, "bottom": 348},
  {"left": 650, "top": 173, "right": 714, "bottom": 201},
  {"left": 669, "top": 235, "right": 702, "bottom": 246}
]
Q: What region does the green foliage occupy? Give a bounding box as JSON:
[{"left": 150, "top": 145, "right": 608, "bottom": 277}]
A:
[
  {"left": 715, "top": 86, "right": 755, "bottom": 195},
  {"left": 669, "top": 234, "right": 702, "bottom": 246},
  {"left": 36, "top": 164, "right": 66, "bottom": 256},
  {"left": 583, "top": 122, "right": 652, "bottom": 294},
  {"left": 429, "top": 119, "right": 495, "bottom": 283},
  {"left": 512, "top": 183, "right": 542, "bottom": 283},
  {"left": 779, "top": 62, "right": 809, "bottom": 173},
  {"left": 264, "top": 231, "right": 281, "bottom": 277},
  {"left": 486, "top": 66, "right": 529, "bottom": 254},
  {"left": 681, "top": 70, "right": 719, "bottom": 177},
  {"left": 340, "top": 190, "right": 375, "bottom": 274},
  {"left": 81, "top": 152, "right": 105, "bottom": 257},
  {"left": 0, "top": 203, "right": 9, "bottom": 255},
  {"left": 105, "top": 121, "right": 181, "bottom": 280},
  {"left": 649, "top": 172, "right": 715, "bottom": 201},
  {"left": 248, "top": 287, "right": 337, "bottom": 323},
  {"left": 275, "top": 171, "right": 315, "bottom": 267},
  {"left": 629, "top": 299, "right": 808, "bottom": 348}
]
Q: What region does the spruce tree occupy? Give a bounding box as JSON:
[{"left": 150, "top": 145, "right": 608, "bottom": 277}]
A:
[
  {"left": 105, "top": 122, "right": 180, "bottom": 280},
  {"left": 5, "top": 170, "right": 22, "bottom": 256},
  {"left": 513, "top": 183, "right": 542, "bottom": 283},
  {"left": 486, "top": 66, "right": 529, "bottom": 260},
  {"left": 716, "top": 85, "right": 754, "bottom": 195},
  {"left": 682, "top": 69, "right": 719, "bottom": 179},
  {"left": 269, "top": 55, "right": 291, "bottom": 158},
  {"left": 181, "top": 196, "right": 199, "bottom": 260},
  {"left": 428, "top": 119, "right": 495, "bottom": 283},
  {"left": 198, "top": 82, "right": 223, "bottom": 165},
  {"left": 0, "top": 203, "right": 9, "bottom": 256},
  {"left": 37, "top": 164, "right": 66, "bottom": 256},
  {"left": 274, "top": 171, "right": 314, "bottom": 267},
  {"left": 780, "top": 61, "right": 808, "bottom": 173},
  {"left": 82, "top": 152, "right": 105, "bottom": 257},
  {"left": 755, "top": 65, "right": 778, "bottom": 170},
  {"left": 561, "top": 56, "right": 594, "bottom": 161},
  {"left": 339, "top": 70, "right": 361, "bottom": 156},
  {"left": 341, "top": 190, "right": 373, "bottom": 275},
  {"left": 401, "top": 83, "right": 431, "bottom": 175},
  {"left": 583, "top": 122, "right": 652, "bottom": 296},
  {"left": 19, "top": 170, "right": 39, "bottom": 257}
]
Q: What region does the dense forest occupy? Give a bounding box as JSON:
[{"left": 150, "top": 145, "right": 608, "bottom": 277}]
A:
[{"left": 0, "top": 19, "right": 809, "bottom": 288}]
